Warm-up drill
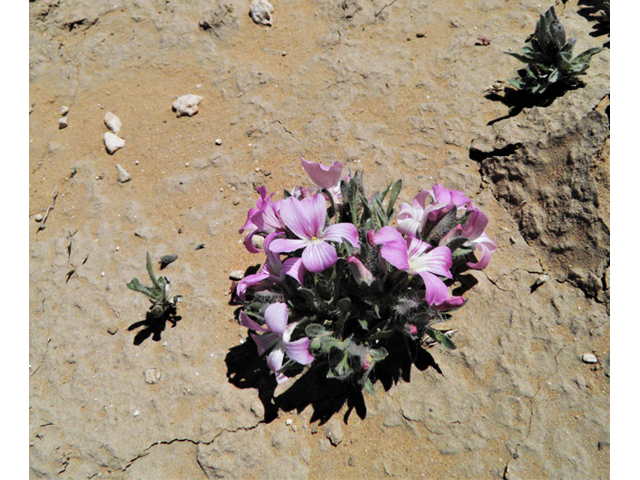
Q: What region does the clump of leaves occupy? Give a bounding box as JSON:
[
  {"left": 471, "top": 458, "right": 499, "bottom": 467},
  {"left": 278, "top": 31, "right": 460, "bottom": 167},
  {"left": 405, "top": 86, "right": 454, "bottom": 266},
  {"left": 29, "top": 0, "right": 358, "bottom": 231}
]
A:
[
  {"left": 127, "top": 252, "right": 183, "bottom": 317},
  {"left": 506, "top": 6, "right": 603, "bottom": 95}
]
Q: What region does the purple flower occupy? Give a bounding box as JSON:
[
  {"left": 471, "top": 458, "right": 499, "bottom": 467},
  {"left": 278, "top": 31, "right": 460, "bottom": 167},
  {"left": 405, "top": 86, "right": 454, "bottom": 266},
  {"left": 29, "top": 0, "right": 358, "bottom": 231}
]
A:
[
  {"left": 374, "top": 226, "right": 453, "bottom": 305},
  {"left": 239, "top": 303, "right": 314, "bottom": 384},
  {"left": 235, "top": 233, "right": 307, "bottom": 301},
  {"left": 301, "top": 158, "right": 345, "bottom": 204},
  {"left": 239, "top": 186, "right": 286, "bottom": 253},
  {"left": 397, "top": 185, "right": 472, "bottom": 238},
  {"left": 441, "top": 209, "right": 497, "bottom": 270},
  {"left": 270, "top": 194, "right": 360, "bottom": 273}
]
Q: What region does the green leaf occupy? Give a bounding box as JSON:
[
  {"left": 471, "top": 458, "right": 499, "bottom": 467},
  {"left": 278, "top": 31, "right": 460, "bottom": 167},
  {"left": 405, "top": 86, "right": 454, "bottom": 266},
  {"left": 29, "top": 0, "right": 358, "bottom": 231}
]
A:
[
  {"left": 385, "top": 180, "right": 402, "bottom": 221},
  {"left": 127, "top": 278, "right": 157, "bottom": 299},
  {"left": 363, "top": 377, "right": 376, "bottom": 395},
  {"left": 426, "top": 328, "right": 457, "bottom": 350},
  {"left": 145, "top": 252, "right": 158, "bottom": 287}
]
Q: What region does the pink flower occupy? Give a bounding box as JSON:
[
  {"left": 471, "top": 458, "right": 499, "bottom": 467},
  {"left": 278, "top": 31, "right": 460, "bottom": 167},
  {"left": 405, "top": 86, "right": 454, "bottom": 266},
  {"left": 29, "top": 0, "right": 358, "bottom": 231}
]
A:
[
  {"left": 270, "top": 194, "right": 360, "bottom": 273},
  {"left": 301, "top": 158, "right": 345, "bottom": 204},
  {"left": 397, "top": 185, "right": 472, "bottom": 238},
  {"left": 235, "top": 233, "right": 307, "bottom": 301},
  {"left": 239, "top": 303, "right": 314, "bottom": 384},
  {"left": 441, "top": 209, "right": 497, "bottom": 270},
  {"left": 374, "top": 226, "right": 452, "bottom": 305},
  {"left": 239, "top": 186, "right": 286, "bottom": 253}
]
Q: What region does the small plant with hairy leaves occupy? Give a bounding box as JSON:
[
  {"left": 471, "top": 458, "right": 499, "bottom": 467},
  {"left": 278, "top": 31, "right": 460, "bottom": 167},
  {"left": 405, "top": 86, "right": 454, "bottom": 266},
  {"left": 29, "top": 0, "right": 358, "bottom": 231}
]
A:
[
  {"left": 127, "top": 252, "right": 183, "bottom": 317},
  {"left": 231, "top": 159, "right": 497, "bottom": 395},
  {"left": 505, "top": 6, "right": 603, "bottom": 95}
]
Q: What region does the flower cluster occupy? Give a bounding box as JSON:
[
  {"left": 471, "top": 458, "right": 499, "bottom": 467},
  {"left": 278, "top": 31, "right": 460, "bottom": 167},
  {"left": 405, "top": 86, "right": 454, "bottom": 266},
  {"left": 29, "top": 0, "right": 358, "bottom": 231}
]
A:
[{"left": 232, "top": 159, "right": 496, "bottom": 392}]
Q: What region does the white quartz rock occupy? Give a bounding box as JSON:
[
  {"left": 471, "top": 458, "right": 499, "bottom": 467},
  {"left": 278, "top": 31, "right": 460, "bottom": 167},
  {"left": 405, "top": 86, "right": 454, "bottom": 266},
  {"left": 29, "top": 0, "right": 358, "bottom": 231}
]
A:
[
  {"left": 104, "top": 132, "right": 125, "bottom": 154},
  {"left": 104, "top": 112, "right": 122, "bottom": 134},
  {"left": 116, "top": 164, "right": 132, "bottom": 183},
  {"left": 250, "top": 0, "right": 273, "bottom": 26},
  {"left": 172, "top": 94, "right": 203, "bottom": 118}
]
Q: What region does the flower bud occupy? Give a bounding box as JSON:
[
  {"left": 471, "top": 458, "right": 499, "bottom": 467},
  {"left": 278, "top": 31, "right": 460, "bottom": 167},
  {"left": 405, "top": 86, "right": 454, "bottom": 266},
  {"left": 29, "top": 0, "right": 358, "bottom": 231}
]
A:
[{"left": 348, "top": 256, "right": 375, "bottom": 286}]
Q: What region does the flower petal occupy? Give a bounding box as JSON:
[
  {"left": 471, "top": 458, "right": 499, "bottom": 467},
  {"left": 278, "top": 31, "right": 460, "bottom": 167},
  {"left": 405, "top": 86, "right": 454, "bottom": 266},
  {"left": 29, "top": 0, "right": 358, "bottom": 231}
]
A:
[
  {"left": 251, "top": 331, "right": 280, "bottom": 356},
  {"left": 409, "top": 246, "right": 452, "bottom": 279},
  {"left": 374, "top": 226, "right": 410, "bottom": 270},
  {"left": 284, "top": 337, "right": 314, "bottom": 365},
  {"left": 301, "top": 241, "right": 338, "bottom": 273},
  {"left": 264, "top": 302, "right": 289, "bottom": 336},
  {"left": 324, "top": 222, "right": 360, "bottom": 248},
  {"left": 417, "top": 271, "right": 449, "bottom": 305},
  {"left": 269, "top": 238, "right": 310, "bottom": 254},
  {"left": 239, "top": 311, "right": 268, "bottom": 332},
  {"left": 282, "top": 256, "right": 306, "bottom": 285},
  {"left": 278, "top": 195, "right": 326, "bottom": 240},
  {"left": 301, "top": 158, "right": 343, "bottom": 190},
  {"left": 461, "top": 209, "right": 488, "bottom": 241},
  {"left": 235, "top": 272, "right": 270, "bottom": 301},
  {"left": 266, "top": 346, "right": 285, "bottom": 374}
]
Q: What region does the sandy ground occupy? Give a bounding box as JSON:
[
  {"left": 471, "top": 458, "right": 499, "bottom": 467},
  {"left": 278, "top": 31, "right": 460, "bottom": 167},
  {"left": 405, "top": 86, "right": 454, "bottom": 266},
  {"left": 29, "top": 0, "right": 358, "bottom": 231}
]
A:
[{"left": 29, "top": 0, "right": 610, "bottom": 478}]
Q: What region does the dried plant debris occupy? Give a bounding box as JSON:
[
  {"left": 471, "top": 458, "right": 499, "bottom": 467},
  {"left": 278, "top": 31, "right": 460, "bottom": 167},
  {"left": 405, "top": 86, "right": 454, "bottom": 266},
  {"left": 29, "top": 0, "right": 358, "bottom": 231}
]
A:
[{"left": 159, "top": 254, "right": 178, "bottom": 270}]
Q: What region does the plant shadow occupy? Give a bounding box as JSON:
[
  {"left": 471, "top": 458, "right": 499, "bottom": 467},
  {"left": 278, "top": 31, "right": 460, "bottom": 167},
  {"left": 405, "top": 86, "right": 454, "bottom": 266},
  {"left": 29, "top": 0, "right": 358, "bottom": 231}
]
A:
[
  {"left": 127, "top": 306, "right": 182, "bottom": 345},
  {"left": 485, "top": 82, "right": 576, "bottom": 125},
  {"left": 577, "top": 0, "right": 610, "bottom": 44},
  {"left": 225, "top": 331, "right": 442, "bottom": 426}
]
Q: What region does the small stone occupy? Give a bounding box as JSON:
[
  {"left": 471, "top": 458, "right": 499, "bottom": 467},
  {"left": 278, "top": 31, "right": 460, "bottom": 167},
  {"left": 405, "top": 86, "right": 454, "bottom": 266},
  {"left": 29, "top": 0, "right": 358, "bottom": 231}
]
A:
[
  {"left": 133, "top": 410, "right": 140, "bottom": 416},
  {"left": 285, "top": 419, "right": 293, "bottom": 426},
  {"left": 322, "top": 421, "right": 343, "bottom": 446},
  {"left": 104, "top": 112, "right": 122, "bottom": 134},
  {"left": 143, "top": 368, "right": 162, "bottom": 384},
  {"left": 104, "top": 132, "right": 125, "bottom": 154},
  {"left": 172, "top": 94, "right": 203, "bottom": 118},
  {"left": 58, "top": 117, "right": 68, "bottom": 129},
  {"left": 250, "top": 0, "right": 274, "bottom": 26},
  {"left": 116, "top": 164, "right": 132, "bottom": 183},
  {"left": 582, "top": 353, "right": 598, "bottom": 364},
  {"left": 100, "top": 271, "right": 105, "bottom": 277},
  {"left": 107, "top": 326, "right": 119, "bottom": 335},
  {"left": 229, "top": 270, "right": 245, "bottom": 281},
  {"left": 251, "top": 235, "right": 264, "bottom": 249},
  {"left": 60, "top": 105, "right": 69, "bottom": 116},
  {"left": 34, "top": 213, "right": 43, "bottom": 222},
  {"left": 215, "top": 138, "right": 222, "bottom": 145}
]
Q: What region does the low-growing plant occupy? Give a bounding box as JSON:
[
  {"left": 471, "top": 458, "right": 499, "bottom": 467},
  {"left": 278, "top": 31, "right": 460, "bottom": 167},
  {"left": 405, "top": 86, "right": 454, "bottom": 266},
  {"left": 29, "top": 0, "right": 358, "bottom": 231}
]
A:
[
  {"left": 127, "top": 252, "right": 183, "bottom": 318},
  {"left": 231, "top": 159, "right": 496, "bottom": 394},
  {"left": 505, "top": 6, "right": 603, "bottom": 95}
]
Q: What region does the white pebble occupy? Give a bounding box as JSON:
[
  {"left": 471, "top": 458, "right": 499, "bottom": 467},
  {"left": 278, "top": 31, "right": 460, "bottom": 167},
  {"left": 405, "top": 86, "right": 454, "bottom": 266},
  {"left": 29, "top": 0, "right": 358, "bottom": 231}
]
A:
[
  {"left": 215, "top": 138, "right": 222, "bottom": 145},
  {"left": 104, "top": 112, "right": 122, "bottom": 134},
  {"left": 582, "top": 353, "right": 598, "bottom": 364},
  {"left": 60, "top": 105, "right": 69, "bottom": 116},
  {"left": 172, "top": 94, "right": 203, "bottom": 118},
  {"left": 101, "top": 271, "right": 105, "bottom": 277},
  {"left": 250, "top": 0, "right": 274, "bottom": 26},
  {"left": 104, "top": 132, "right": 125, "bottom": 154},
  {"left": 286, "top": 419, "right": 293, "bottom": 426},
  {"left": 58, "top": 117, "right": 68, "bottom": 129},
  {"left": 115, "top": 246, "right": 120, "bottom": 251},
  {"left": 133, "top": 410, "right": 140, "bottom": 416},
  {"left": 116, "top": 164, "right": 132, "bottom": 183},
  {"left": 34, "top": 213, "right": 43, "bottom": 222}
]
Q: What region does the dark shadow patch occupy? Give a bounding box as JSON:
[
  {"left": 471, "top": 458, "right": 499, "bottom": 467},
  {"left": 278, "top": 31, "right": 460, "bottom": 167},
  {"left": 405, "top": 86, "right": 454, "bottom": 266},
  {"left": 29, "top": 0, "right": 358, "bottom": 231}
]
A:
[
  {"left": 225, "top": 331, "right": 442, "bottom": 425},
  {"left": 127, "top": 306, "right": 182, "bottom": 345},
  {"left": 485, "top": 83, "right": 575, "bottom": 125}
]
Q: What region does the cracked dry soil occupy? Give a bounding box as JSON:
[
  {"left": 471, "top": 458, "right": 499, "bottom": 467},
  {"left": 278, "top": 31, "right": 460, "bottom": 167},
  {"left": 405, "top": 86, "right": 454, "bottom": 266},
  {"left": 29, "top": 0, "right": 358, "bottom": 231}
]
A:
[{"left": 29, "top": 0, "right": 609, "bottom": 478}]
